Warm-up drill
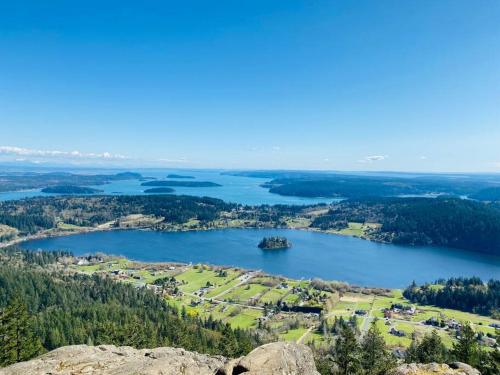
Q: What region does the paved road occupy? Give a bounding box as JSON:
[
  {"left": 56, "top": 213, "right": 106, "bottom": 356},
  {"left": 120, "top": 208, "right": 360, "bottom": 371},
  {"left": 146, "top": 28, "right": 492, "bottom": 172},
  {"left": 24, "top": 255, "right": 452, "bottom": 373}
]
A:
[
  {"left": 211, "top": 271, "right": 257, "bottom": 299},
  {"left": 186, "top": 271, "right": 265, "bottom": 311},
  {"left": 360, "top": 297, "right": 376, "bottom": 336}
]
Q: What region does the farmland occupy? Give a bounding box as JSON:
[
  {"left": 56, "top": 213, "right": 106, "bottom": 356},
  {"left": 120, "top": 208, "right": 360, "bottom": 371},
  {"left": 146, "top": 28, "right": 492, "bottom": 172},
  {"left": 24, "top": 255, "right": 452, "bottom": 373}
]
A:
[{"left": 71, "top": 256, "right": 499, "bottom": 350}]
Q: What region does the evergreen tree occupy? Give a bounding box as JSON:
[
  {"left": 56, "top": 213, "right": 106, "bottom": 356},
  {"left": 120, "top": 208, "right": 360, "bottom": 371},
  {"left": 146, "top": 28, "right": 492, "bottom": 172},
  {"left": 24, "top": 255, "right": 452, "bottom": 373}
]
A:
[
  {"left": 405, "top": 331, "right": 447, "bottom": 364},
  {"left": 478, "top": 349, "right": 500, "bottom": 375},
  {"left": 334, "top": 324, "right": 361, "bottom": 375},
  {"left": 405, "top": 338, "right": 419, "bottom": 363},
  {"left": 360, "top": 321, "right": 395, "bottom": 374},
  {"left": 452, "top": 323, "right": 480, "bottom": 367},
  {"left": 0, "top": 296, "right": 43, "bottom": 366}
]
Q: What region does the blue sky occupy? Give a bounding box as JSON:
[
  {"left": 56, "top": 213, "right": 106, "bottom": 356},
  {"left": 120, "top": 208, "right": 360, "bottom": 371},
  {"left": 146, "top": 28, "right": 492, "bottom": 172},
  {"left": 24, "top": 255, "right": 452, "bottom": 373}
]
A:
[{"left": 0, "top": 1, "right": 499, "bottom": 171}]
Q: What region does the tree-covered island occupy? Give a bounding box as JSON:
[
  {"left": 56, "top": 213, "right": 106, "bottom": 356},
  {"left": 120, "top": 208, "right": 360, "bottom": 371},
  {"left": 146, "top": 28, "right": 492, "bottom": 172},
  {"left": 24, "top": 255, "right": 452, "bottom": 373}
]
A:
[
  {"left": 258, "top": 236, "right": 292, "bottom": 250},
  {"left": 141, "top": 181, "right": 221, "bottom": 187},
  {"left": 143, "top": 187, "right": 175, "bottom": 194},
  {"left": 167, "top": 174, "right": 195, "bottom": 179},
  {"left": 41, "top": 185, "right": 103, "bottom": 194}
]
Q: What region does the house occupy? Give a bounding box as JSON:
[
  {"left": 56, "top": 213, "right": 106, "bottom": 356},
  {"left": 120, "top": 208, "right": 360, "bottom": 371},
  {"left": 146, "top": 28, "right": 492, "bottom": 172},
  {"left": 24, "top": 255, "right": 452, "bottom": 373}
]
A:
[
  {"left": 446, "top": 319, "right": 461, "bottom": 330},
  {"left": 389, "top": 328, "right": 405, "bottom": 337},
  {"left": 383, "top": 309, "right": 393, "bottom": 319},
  {"left": 424, "top": 317, "right": 440, "bottom": 327},
  {"left": 405, "top": 306, "right": 416, "bottom": 315}
]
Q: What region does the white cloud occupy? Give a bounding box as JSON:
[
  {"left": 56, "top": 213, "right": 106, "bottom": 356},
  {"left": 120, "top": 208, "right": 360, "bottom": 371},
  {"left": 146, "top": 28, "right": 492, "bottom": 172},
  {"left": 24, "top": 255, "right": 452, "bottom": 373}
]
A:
[
  {"left": 420, "top": 156, "right": 428, "bottom": 160},
  {"left": 357, "top": 155, "right": 388, "bottom": 163},
  {"left": 0, "top": 146, "right": 128, "bottom": 160}
]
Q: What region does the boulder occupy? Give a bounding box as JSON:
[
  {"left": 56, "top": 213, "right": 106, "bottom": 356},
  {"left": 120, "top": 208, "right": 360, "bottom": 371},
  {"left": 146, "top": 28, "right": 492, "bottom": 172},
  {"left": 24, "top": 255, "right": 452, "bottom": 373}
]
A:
[
  {"left": 225, "top": 342, "right": 320, "bottom": 375},
  {"left": 392, "top": 362, "right": 481, "bottom": 375},
  {"left": 0, "top": 342, "right": 320, "bottom": 375}
]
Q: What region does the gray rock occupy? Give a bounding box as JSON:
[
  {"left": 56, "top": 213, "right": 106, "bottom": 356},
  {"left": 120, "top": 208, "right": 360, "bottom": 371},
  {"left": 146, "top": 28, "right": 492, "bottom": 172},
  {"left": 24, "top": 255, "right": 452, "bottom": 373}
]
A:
[
  {"left": 0, "top": 342, "right": 320, "bottom": 375},
  {"left": 229, "top": 342, "right": 320, "bottom": 375},
  {"left": 392, "top": 362, "right": 481, "bottom": 375}
]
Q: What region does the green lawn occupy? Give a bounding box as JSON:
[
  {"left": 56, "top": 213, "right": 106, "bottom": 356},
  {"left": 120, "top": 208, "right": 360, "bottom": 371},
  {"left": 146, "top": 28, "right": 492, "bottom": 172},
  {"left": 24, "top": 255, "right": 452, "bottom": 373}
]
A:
[
  {"left": 223, "top": 284, "right": 269, "bottom": 302},
  {"left": 204, "top": 278, "right": 240, "bottom": 298},
  {"left": 260, "top": 288, "right": 289, "bottom": 304},
  {"left": 226, "top": 308, "right": 262, "bottom": 329},
  {"left": 375, "top": 319, "right": 412, "bottom": 347},
  {"left": 176, "top": 268, "right": 237, "bottom": 294},
  {"left": 280, "top": 328, "right": 308, "bottom": 342}
]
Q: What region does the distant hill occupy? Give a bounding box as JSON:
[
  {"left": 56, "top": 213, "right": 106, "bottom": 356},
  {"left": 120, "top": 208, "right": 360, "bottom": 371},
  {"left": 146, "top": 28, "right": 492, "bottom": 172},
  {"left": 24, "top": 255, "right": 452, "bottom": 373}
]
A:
[{"left": 226, "top": 170, "right": 500, "bottom": 199}]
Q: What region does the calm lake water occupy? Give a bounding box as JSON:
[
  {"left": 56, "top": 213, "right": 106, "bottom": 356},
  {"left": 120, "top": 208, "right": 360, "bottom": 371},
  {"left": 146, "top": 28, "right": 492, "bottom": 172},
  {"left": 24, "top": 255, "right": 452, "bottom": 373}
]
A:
[
  {"left": 0, "top": 169, "right": 333, "bottom": 205},
  {"left": 21, "top": 229, "right": 500, "bottom": 288}
]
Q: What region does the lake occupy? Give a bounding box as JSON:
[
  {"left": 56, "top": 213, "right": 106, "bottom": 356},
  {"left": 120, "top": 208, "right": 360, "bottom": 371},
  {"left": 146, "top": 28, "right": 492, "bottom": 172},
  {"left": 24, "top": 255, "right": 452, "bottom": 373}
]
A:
[
  {"left": 0, "top": 169, "right": 334, "bottom": 205},
  {"left": 21, "top": 228, "right": 500, "bottom": 288}
]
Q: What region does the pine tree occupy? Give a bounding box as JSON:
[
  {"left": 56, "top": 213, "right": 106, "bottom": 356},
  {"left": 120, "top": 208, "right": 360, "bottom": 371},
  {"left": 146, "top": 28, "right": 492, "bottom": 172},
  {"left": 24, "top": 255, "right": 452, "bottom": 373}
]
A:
[
  {"left": 418, "top": 330, "right": 448, "bottom": 363},
  {"left": 405, "top": 337, "right": 419, "bottom": 363},
  {"left": 0, "top": 296, "right": 44, "bottom": 366},
  {"left": 361, "top": 321, "right": 395, "bottom": 374},
  {"left": 478, "top": 349, "right": 500, "bottom": 375},
  {"left": 334, "top": 324, "right": 361, "bottom": 375},
  {"left": 452, "top": 323, "right": 480, "bottom": 367},
  {"left": 405, "top": 331, "right": 447, "bottom": 364}
]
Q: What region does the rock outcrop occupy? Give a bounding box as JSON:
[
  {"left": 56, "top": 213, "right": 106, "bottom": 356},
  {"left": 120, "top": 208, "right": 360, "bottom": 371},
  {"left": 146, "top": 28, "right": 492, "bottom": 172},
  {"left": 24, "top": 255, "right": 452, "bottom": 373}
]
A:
[
  {"left": 392, "top": 362, "right": 480, "bottom": 375},
  {"left": 0, "top": 342, "right": 320, "bottom": 375}
]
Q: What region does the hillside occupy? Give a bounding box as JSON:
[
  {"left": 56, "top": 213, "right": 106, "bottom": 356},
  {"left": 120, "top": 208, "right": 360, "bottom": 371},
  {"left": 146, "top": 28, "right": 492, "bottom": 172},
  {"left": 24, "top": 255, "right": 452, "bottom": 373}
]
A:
[
  {"left": 311, "top": 197, "right": 500, "bottom": 255},
  {"left": 0, "top": 248, "right": 261, "bottom": 368}
]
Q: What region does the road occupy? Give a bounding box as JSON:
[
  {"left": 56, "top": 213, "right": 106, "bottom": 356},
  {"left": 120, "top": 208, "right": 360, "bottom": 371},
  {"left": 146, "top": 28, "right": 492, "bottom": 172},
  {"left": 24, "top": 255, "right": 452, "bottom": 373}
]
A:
[
  {"left": 296, "top": 325, "right": 316, "bottom": 344},
  {"left": 210, "top": 271, "right": 257, "bottom": 299},
  {"left": 360, "top": 297, "right": 376, "bottom": 336}
]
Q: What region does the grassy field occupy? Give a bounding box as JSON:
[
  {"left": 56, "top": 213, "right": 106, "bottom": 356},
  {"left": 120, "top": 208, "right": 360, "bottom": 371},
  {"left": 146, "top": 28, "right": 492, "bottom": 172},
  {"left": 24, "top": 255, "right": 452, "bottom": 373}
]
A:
[
  {"left": 223, "top": 283, "right": 269, "bottom": 303},
  {"left": 73, "top": 259, "right": 499, "bottom": 348},
  {"left": 326, "top": 222, "right": 381, "bottom": 238},
  {"left": 0, "top": 224, "right": 18, "bottom": 241},
  {"left": 280, "top": 328, "right": 308, "bottom": 342}
]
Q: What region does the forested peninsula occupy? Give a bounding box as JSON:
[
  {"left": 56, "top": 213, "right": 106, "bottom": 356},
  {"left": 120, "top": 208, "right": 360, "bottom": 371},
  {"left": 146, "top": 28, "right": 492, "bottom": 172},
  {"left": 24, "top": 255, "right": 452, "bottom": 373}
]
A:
[{"left": 0, "top": 171, "right": 142, "bottom": 192}]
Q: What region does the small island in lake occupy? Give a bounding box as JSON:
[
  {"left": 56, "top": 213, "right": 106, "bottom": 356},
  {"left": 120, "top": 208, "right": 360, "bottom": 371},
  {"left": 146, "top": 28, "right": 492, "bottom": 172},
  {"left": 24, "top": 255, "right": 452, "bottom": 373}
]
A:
[
  {"left": 41, "top": 185, "right": 103, "bottom": 194},
  {"left": 144, "top": 187, "right": 175, "bottom": 194},
  {"left": 167, "top": 174, "right": 195, "bottom": 179},
  {"left": 258, "top": 236, "right": 292, "bottom": 250},
  {"left": 141, "top": 180, "right": 222, "bottom": 187}
]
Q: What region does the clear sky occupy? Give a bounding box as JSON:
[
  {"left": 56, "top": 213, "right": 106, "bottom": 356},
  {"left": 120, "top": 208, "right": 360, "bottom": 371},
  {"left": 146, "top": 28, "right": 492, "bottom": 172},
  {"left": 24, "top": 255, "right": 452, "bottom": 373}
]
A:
[{"left": 0, "top": 1, "right": 499, "bottom": 171}]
